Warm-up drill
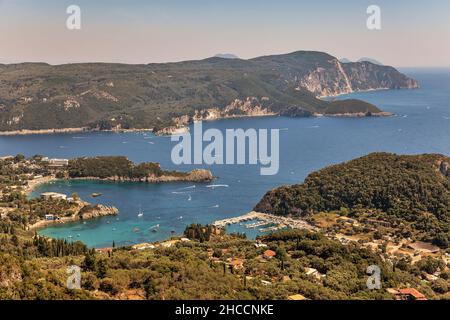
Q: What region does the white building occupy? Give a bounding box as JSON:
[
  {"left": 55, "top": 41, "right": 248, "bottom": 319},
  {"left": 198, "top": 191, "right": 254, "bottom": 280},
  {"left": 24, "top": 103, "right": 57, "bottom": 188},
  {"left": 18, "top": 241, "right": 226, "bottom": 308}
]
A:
[
  {"left": 48, "top": 159, "right": 69, "bottom": 167},
  {"left": 41, "top": 192, "right": 67, "bottom": 201}
]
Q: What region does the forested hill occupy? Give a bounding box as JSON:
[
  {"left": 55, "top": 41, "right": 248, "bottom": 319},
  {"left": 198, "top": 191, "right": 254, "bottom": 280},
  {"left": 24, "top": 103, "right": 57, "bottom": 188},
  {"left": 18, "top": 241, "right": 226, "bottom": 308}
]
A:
[
  {"left": 0, "top": 51, "right": 417, "bottom": 132},
  {"left": 255, "top": 153, "right": 450, "bottom": 242}
]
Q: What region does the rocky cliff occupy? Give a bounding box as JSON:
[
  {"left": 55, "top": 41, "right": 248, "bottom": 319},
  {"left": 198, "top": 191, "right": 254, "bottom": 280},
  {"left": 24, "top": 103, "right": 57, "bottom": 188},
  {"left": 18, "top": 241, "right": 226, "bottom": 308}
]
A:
[
  {"left": 154, "top": 97, "right": 276, "bottom": 135},
  {"left": 297, "top": 60, "right": 418, "bottom": 97},
  {"left": 81, "top": 169, "right": 214, "bottom": 183},
  {"left": 0, "top": 51, "right": 417, "bottom": 133},
  {"left": 78, "top": 204, "right": 119, "bottom": 220}
]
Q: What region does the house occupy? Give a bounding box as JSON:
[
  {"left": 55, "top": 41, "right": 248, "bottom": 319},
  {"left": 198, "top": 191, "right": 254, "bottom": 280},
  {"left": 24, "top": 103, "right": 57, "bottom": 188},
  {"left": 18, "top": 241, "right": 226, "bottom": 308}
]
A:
[
  {"left": 132, "top": 243, "right": 155, "bottom": 250},
  {"left": 228, "top": 258, "right": 244, "bottom": 270},
  {"left": 407, "top": 241, "right": 440, "bottom": 254},
  {"left": 365, "top": 219, "right": 391, "bottom": 228},
  {"left": 388, "top": 288, "right": 427, "bottom": 301},
  {"left": 41, "top": 192, "right": 67, "bottom": 201},
  {"left": 288, "top": 294, "right": 308, "bottom": 300},
  {"left": 254, "top": 242, "right": 268, "bottom": 248},
  {"left": 95, "top": 247, "right": 113, "bottom": 254},
  {"left": 305, "top": 267, "right": 324, "bottom": 280},
  {"left": 45, "top": 214, "right": 55, "bottom": 221},
  {"left": 160, "top": 240, "right": 179, "bottom": 248},
  {"left": 48, "top": 158, "right": 69, "bottom": 167},
  {"left": 263, "top": 249, "right": 276, "bottom": 259},
  {"left": 424, "top": 273, "right": 439, "bottom": 282}
]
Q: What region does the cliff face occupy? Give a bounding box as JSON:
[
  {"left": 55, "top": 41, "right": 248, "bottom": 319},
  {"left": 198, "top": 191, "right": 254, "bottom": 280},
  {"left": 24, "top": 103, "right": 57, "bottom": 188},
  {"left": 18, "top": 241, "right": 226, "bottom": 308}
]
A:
[
  {"left": 0, "top": 51, "right": 418, "bottom": 133},
  {"left": 299, "top": 61, "right": 419, "bottom": 97},
  {"left": 73, "top": 169, "right": 214, "bottom": 183},
  {"left": 78, "top": 204, "right": 118, "bottom": 220},
  {"left": 155, "top": 97, "right": 276, "bottom": 135}
]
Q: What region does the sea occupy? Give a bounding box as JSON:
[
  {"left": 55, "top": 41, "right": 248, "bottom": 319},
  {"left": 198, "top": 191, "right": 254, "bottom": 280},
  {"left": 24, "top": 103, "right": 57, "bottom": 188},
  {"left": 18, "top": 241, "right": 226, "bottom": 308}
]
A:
[{"left": 0, "top": 68, "right": 449, "bottom": 248}]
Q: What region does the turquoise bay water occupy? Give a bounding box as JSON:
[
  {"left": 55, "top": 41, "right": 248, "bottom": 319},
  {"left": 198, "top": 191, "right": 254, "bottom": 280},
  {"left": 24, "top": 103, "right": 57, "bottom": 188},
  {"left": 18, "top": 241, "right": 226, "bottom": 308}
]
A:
[{"left": 1, "top": 69, "right": 449, "bottom": 248}]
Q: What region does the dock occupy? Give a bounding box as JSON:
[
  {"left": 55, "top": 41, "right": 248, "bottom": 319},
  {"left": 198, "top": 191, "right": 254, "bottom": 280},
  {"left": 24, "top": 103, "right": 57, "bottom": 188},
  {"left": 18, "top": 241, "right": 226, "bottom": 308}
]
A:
[{"left": 213, "top": 211, "right": 317, "bottom": 232}]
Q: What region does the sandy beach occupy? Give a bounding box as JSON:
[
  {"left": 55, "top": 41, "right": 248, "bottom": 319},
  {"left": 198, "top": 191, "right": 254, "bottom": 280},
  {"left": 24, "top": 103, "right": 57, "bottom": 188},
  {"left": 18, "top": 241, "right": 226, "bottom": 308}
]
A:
[{"left": 23, "top": 175, "right": 57, "bottom": 195}]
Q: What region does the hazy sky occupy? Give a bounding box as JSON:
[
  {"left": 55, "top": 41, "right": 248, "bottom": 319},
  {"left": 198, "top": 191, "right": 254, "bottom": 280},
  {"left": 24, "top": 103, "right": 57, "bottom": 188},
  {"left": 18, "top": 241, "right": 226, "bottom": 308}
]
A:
[{"left": 1, "top": 0, "right": 449, "bottom": 67}]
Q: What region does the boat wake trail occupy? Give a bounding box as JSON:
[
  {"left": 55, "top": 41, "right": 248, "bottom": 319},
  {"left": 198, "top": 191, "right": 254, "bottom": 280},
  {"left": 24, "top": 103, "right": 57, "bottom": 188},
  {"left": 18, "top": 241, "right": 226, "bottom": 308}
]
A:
[{"left": 206, "top": 184, "right": 229, "bottom": 189}]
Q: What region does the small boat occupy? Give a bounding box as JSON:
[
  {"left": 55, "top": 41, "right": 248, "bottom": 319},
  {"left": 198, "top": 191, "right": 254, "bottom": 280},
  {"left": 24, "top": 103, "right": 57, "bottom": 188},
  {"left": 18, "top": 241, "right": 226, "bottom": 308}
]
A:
[
  {"left": 149, "top": 224, "right": 160, "bottom": 233},
  {"left": 178, "top": 216, "right": 183, "bottom": 220},
  {"left": 188, "top": 195, "right": 192, "bottom": 201},
  {"left": 91, "top": 193, "right": 102, "bottom": 198},
  {"left": 137, "top": 206, "right": 144, "bottom": 217},
  {"left": 133, "top": 227, "right": 140, "bottom": 232}
]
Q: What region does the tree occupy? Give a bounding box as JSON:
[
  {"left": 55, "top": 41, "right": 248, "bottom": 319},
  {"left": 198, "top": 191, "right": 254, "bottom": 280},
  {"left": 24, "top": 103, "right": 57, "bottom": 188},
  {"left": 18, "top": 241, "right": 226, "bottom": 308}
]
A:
[
  {"left": 433, "top": 233, "right": 449, "bottom": 249},
  {"left": 71, "top": 192, "right": 80, "bottom": 202},
  {"left": 14, "top": 154, "right": 25, "bottom": 163},
  {"left": 96, "top": 259, "right": 108, "bottom": 279},
  {"left": 143, "top": 277, "right": 157, "bottom": 299},
  {"left": 82, "top": 251, "right": 97, "bottom": 272},
  {"left": 11, "top": 234, "right": 19, "bottom": 246}
]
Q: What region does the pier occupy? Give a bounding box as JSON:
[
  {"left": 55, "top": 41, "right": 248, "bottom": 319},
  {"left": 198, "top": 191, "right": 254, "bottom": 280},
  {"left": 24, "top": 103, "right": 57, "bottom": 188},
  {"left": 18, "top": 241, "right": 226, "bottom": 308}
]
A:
[{"left": 213, "top": 211, "right": 317, "bottom": 232}]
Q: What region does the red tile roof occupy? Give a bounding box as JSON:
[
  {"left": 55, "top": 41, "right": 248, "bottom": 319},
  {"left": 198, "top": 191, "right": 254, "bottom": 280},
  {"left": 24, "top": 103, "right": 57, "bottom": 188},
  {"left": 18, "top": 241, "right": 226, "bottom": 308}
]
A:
[
  {"left": 263, "top": 249, "right": 276, "bottom": 258},
  {"left": 398, "top": 288, "right": 427, "bottom": 300}
]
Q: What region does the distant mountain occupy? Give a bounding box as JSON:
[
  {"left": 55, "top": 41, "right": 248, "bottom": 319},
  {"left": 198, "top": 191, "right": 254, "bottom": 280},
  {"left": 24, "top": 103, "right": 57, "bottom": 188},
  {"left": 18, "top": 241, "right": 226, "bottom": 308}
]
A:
[
  {"left": 358, "top": 57, "right": 383, "bottom": 65},
  {"left": 0, "top": 50, "right": 417, "bottom": 133},
  {"left": 339, "top": 58, "right": 353, "bottom": 63},
  {"left": 213, "top": 53, "right": 239, "bottom": 59}
]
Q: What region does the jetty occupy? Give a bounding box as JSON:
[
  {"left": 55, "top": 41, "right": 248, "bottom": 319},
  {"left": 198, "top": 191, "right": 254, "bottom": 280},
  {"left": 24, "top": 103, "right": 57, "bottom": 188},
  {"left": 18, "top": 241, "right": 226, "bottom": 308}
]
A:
[{"left": 213, "top": 211, "right": 317, "bottom": 231}]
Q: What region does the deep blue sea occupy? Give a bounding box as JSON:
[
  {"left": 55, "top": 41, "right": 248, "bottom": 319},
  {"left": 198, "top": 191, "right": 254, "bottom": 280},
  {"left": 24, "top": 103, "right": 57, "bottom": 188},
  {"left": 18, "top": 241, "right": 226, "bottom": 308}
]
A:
[{"left": 1, "top": 68, "right": 449, "bottom": 248}]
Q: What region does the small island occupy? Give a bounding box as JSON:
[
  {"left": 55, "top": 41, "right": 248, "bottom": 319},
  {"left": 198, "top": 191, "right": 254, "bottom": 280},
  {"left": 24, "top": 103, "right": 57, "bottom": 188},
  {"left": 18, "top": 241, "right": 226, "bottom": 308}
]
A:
[{"left": 66, "top": 156, "right": 213, "bottom": 183}]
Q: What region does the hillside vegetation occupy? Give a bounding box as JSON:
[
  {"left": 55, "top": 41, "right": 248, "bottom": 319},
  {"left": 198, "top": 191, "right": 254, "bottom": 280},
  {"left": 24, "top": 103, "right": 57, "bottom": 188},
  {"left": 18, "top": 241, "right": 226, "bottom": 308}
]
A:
[
  {"left": 0, "top": 51, "right": 417, "bottom": 132},
  {"left": 68, "top": 156, "right": 193, "bottom": 180},
  {"left": 1, "top": 227, "right": 446, "bottom": 300},
  {"left": 0, "top": 153, "right": 448, "bottom": 300},
  {"left": 255, "top": 153, "right": 450, "bottom": 246}
]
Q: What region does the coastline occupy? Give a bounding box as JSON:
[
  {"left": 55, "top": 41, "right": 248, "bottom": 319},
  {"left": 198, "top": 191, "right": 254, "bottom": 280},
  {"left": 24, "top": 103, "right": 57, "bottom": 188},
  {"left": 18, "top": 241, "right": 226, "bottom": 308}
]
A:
[
  {"left": 0, "top": 87, "right": 399, "bottom": 137},
  {"left": 157, "top": 111, "right": 393, "bottom": 135},
  {"left": 24, "top": 170, "right": 213, "bottom": 232},
  {"left": 69, "top": 169, "right": 214, "bottom": 183},
  {"left": 0, "top": 127, "right": 154, "bottom": 137},
  {"left": 23, "top": 175, "right": 57, "bottom": 195},
  {"left": 0, "top": 110, "right": 392, "bottom": 138},
  {"left": 318, "top": 87, "right": 391, "bottom": 99},
  {"left": 27, "top": 203, "right": 119, "bottom": 231}
]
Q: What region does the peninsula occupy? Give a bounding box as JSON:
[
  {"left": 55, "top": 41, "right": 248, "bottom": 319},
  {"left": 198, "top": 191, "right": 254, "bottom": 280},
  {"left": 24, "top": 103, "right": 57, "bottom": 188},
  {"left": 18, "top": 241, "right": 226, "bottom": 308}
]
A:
[
  {"left": 0, "top": 51, "right": 417, "bottom": 135},
  {"left": 0, "top": 152, "right": 448, "bottom": 300},
  {"left": 0, "top": 154, "right": 213, "bottom": 229}
]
